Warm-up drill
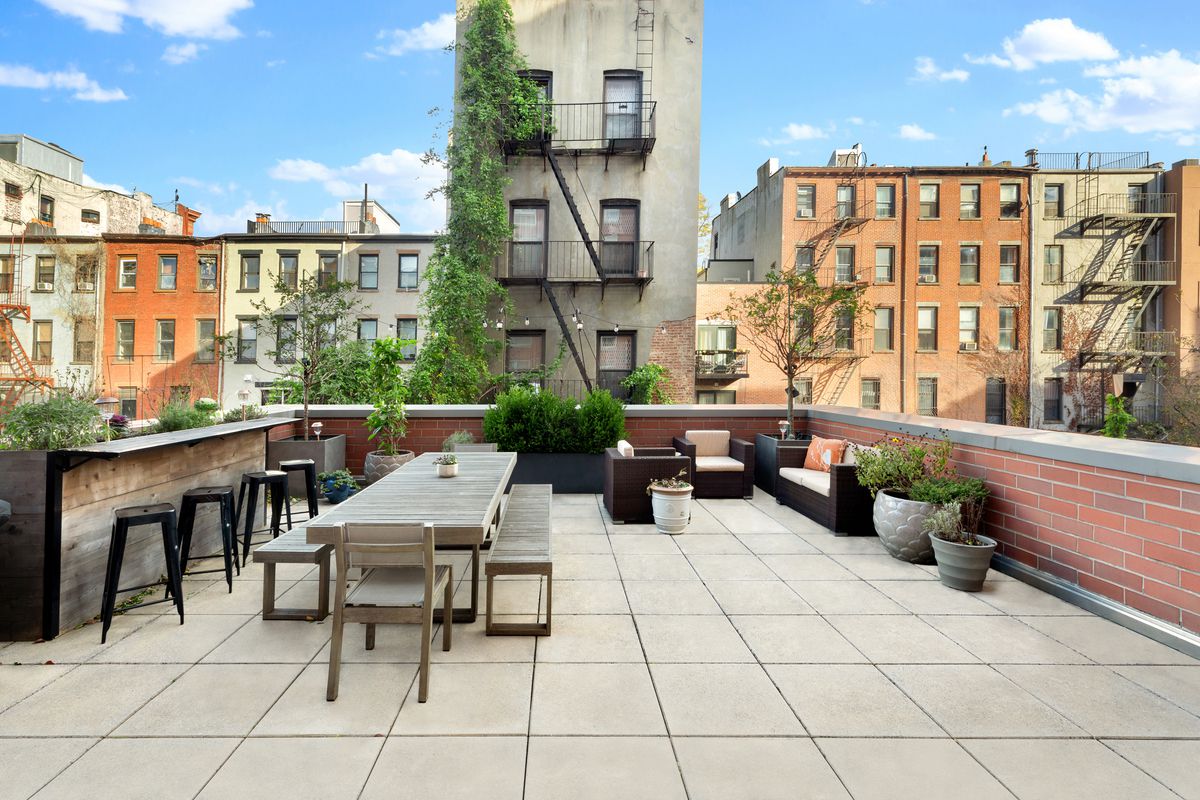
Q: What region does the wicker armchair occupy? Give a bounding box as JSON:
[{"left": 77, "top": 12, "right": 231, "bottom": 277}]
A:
[
  {"left": 774, "top": 445, "right": 873, "bottom": 536},
  {"left": 603, "top": 445, "right": 693, "bottom": 523},
  {"left": 671, "top": 430, "right": 755, "bottom": 499}
]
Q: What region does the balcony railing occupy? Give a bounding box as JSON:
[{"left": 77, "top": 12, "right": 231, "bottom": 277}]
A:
[
  {"left": 245, "top": 220, "right": 380, "bottom": 235},
  {"left": 695, "top": 350, "right": 749, "bottom": 380},
  {"left": 497, "top": 240, "right": 654, "bottom": 284},
  {"left": 1078, "top": 193, "right": 1176, "bottom": 218},
  {"left": 502, "top": 101, "right": 656, "bottom": 156},
  {"left": 1083, "top": 261, "right": 1178, "bottom": 286},
  {"left": 1084, "top": 330, "right": 1178, "bottom": 359},
  {"left": 1032, "top": 151, "right": 1151, "bottom": 170}
]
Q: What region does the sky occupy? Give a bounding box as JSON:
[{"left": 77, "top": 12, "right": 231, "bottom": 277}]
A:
[{"left": 1, "top": 0, "right": 1198, "bottom": 236}]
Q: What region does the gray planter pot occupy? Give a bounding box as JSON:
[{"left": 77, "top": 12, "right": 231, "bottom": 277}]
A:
[
  {"left": 268, "top": 435, "right": 346, "bottom": 495},
  {"left": 873, "top": 490, "right": 938, "bottom": 564},
  {"left": 363, "top": 450, "right": 414, "bottom": 485},
  {"left": 931, "top": 533, "right": 997, "bottom": 591}
]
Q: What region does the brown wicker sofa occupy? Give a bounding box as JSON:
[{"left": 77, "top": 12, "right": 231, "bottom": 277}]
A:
[
  {"left": 775, "top": 443, "right": 874, "bottom": 536},
  {"left": 603, "top": 443, "right": 693, "bottom": 523},
  {"left": 671, "top": 430, "right": 755, "bottom": 499}
]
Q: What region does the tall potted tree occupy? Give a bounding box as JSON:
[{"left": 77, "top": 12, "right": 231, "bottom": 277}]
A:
[{"left": 363, "top": 338, "right": 415, "bottom": 484}]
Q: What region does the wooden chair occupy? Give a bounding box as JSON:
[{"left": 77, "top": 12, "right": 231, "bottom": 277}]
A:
[{"left": 324, "top": 522, "right": 453, "bottom": 703}]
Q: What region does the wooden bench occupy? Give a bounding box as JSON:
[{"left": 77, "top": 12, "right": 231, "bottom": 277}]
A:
[
  {"left": 252, "top": 528, "right": 332, "bottom": 621},
  {"left": 485, "top": 484, "right": 552, "bottom": 636}
]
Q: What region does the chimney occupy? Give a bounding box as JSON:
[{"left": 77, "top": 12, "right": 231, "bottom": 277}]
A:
[
  {"left": 361, "top": 183, "right": 368, "bottom": 225},
  {"left": 255, "top": 212, "right": 271, "bottom": 225},
  {"left": 979, "top": 146, "right": 992, "bottom": 167},
  {"left": 1025, "top": 148, "right": 1039, "bottom": 168},
  {"left": 176, "top": 203, "right": 201, "bottom": 237}
]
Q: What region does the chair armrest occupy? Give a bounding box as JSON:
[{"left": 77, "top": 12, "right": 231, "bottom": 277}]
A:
[
  {"left": 777, "top": 446, "right": 809, "bottom": 470},
  {"left": 635, "top": 447, "right": 678, "bottom": 457},
  {"left": 729, "top": 438, "right": 754, "bottom": 465},
  {"left": 829, "top": 463, "right": 863, "bottom": 497},
  {"left": 672, "top": 437, "right": 696, "bottom": 460}
]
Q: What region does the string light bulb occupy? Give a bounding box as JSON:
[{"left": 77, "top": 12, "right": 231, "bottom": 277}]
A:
[
  {"left": 495, "top": 320, "right": 504, "bottom": 330},
  {"left": 483, "top": 319, "right": 489, "bottom": 329},
  {"left": 613, "top": 324, "right": 620, "bottom": 333},
  {"left": 660, "top": 324, "right": 668, "bottom": 335},
  {"left": 576, "top": 322, "right": 584, "bottom": 331},
  {"left": 524, "top": 316, "right": 530, "bottom": 326}
]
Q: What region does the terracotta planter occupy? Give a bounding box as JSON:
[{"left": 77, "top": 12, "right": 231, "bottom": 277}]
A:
[
  {"left": 931, "top": 533, "right": 997, "bottom": 591},
  {"left": 650, "top": 485, "right": 692, "bottom": 535},
  {"left": 363, "top": 449, "right": 415, "bottom": 484},
  {"left": 872, "top": 489, "right": 938, "bottom": 564}
]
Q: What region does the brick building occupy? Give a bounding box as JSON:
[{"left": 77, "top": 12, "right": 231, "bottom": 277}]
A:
[
  {"left": 99, "top": 234, "right": 222, "bottom": 419},
  {"left": 705, "top": 148, "right": 1032, "bottom": 422}
]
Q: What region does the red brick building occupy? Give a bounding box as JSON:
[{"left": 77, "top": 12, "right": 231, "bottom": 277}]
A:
[{"left": 100, "top": 234, "right": 222, "bottom": 419}]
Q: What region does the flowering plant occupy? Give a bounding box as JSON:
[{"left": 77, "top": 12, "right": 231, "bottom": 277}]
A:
[{"left": 853, "top": 434, "right": 952, "bottom": 497}]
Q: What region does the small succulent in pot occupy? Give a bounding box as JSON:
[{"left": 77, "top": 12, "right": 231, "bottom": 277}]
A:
[
  {"left": 646, "top": 467, "right": 692, "bottom": 495},
  {"left": 433, "top": 454, "right": 458, "bottom": 466},
  {"left": 317, "top": 469, "right": 359, "bottom": 504},
  {"left": 433, "top": 453, "right": 459, "bottom": 477}
]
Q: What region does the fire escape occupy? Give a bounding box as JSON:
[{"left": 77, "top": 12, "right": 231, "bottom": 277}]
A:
[
  {"left": 498, "top": 0, "right": 658, "bottom": 393},
  {"left": 0, "top": 236, "right": 53, "bottom": 410}
]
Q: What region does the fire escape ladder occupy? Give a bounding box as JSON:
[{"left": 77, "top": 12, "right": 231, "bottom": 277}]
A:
[
  {"left": 824, "top": 358, "right": 857, "bottom": 405},
  {"left": 542, "top": 140, "right": 603, "bottom": 279},
  {"left": 635, "top": 0, "right": 655, "bottom": 105},
  {"left": 540, "top": 278, "right": 594, "bottom": 393}
]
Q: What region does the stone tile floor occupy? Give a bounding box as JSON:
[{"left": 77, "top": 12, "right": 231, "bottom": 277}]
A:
[{"left": 2, "top": 490, "right": 1198, "bottom": 799}]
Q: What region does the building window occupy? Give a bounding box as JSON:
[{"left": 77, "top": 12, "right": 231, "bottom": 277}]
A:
[
  {"left": 874, "top": 246, "right": 894, "bottom": 283},
  {"left": 873, "top": 307, "right": 894, "bottom": 351},
  {"left": 115, "top": 321, "right": 135, "bottom": 361},
  {"left": 999, "top": 245, "right": 1020, "bottom": 283},
  {"left": 1044, "top": 184, "right": 1064, "bottom": 218},
  {"left": 158, "top": 255, "right": 177, "bottom": 290},
  {"left": 75, "top": 255, "right": 97, "bottom": 291},
  {"left": 1043, "top": 245, "right": 1063, "bottom": 283},
  {"left": 603, "top": 71, "right": 643, "bottom": 138},
  {"left": 118, "top": 387, "right": 137, "bottom": 419},
  {"left": 198, "top": 255, "right": 217, "bottom": 291},
  {"left": 1044, "top": 378, "right": 1063, "bottom": 421},
  {"left": 959, "top": 245, "right": 980, "bottom": 284},
  {"left": 861, "top": 378, "right": 881, "bottom": 410},
  {"left": 917, "top": 307, "right": 938, "bottom": 351},
  {"left": 794, "top": 307, "right": 814, "bottom": 348},
  {"left": 34, "top": 255, "right": 55, "bottom": 290},
  {"left": 918, "top": 377, "right": 938, "bottom": 416},
  {"left": 795, "top": 184, "right": 816, "bottom": 218},
  {"left": 196, "top": 319, "right": 216, "bottom": 363},
  {"left": 834, "top": 246, "right": 854, "bottom": 283},
  {"left": 506, "top": 331, "right": 545, "bottom": 373},
  {"left": 836, "top": 185, "right": 856, "bottom": 219},
  {"left": 875, "top": 184, "right": 895, "bottom": 218},
  {"left": 275, "top": 317, "right": 297, "bottom": 364},
  {"left": 155, "top": 320, "right": 175, "bottom": 361},
  {"left": 795, "top": 245, "right": 814, "bottom": 274},
  {"left": 399, "top": 253, "right": 419, "bottom": 289},
  {"left": 119, "top": 256, "right": 137, "bottom": 289},
  {"left": 396, "top": 318, "right": 418, "bottom": 360},
  {"left": 237, "top": 319, "right": 257, "bottom": 362},
  {"left": 4, "top": 182, "right": 20, "bottom": 199},
  {"left": 697, "top": 323, "right": 737, "bottom": 352},
  {"left": 986, "top": 378, "right": 1007, "bottom": 424},
  {"left": 1000, "top": 184, "right": 1021, "bottom": 218},
  {"left": 834, "top": 309, "right": 854, "bottom": 350},
  {"left": 918, "top": 245, "right": 938, "bottom": 283},
  {"left": 960, "top": 184, "right": 980, "bottom": 219},
  {"left": 241, "top": 254, "right": 260, "bottom": 291},
  {"left": 919, "top": 184, "right": 939, "bottom": 218},
  {"left": 998, "top": 307, "right": 1017, "bottom": 351},
  {"left": 358, "top": 318, "right": 378, "bottom": 342},
  {"left": 959, "top": 307, "right": 979, "bottom": 351},
  {"left": 358, "top": 254, "right": 379, "bottom": 290},
  {"left": 32, "top": 321, "right": 52, "bottom": 362},
  {"left": 73, "top": 321, "right": 94, "bottom": 363},
  {"left": 696, "top": 390, "right": 736, "bottom": 404},
  {"left": 600, "top": 201, "right": 640, "bottom": 277},
  {"left": 81, "top": 209, "right": 100, "bottom": 224},
  {"left": 1043, "top": 307, "right": 1062, "bottom": 351},
  {"left": 318, "top": 254, "right": 338, "bottom": 286},
  {"left": 38, "top": 195, "right": 54, "bottom": 225},
  {"left": 0, "top": 254, "right": 12, "bottom": 292},
  {"left": 792, "top": 377, "right": 813, "bottom": 404}
]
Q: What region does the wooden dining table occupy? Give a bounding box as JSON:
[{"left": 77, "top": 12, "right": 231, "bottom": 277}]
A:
[{"left": 305, "top": 451, "right": 517, "bottom": 623}]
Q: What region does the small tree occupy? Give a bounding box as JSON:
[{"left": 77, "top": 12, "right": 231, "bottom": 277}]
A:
[
  {"left": 1162, "top": 366, "right": 1200, "bottom": 446},
  {"left": 724, "top": 269, "right": 869, "bottom": 431},
  {"left": 967, "top": 297, "right": 1029, "bottom": 426},
  {"left": 365, "top": 338, "right": 412, "bottom": 456},
  {"left": 697, "top": 193, "right": 712, "bottom": 269}
]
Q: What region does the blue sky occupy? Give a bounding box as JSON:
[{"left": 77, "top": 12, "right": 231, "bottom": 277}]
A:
[{"left": 2, "top": 1, "right": 1197, "bottom": 235}]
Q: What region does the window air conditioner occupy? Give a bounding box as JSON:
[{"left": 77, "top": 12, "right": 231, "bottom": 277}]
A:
[
  {"left": 798, "top": 209, "right": 815, "bottom": 218},
  {"left": 961, "top": 342, "right": 979, "bottom": 352},
  {"left": 37, "top": 282, "right": 54, "bottom": 292},
  {"left": 918, "top": 274, "right": 936, "bottom": 284},
  {"left": 78, "top": 281, "right": 94, "bottom": 291}
]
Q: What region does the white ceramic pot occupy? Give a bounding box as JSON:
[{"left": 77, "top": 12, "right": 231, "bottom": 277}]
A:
[
  {"left": 437, "top": 462, "right": 459, "bottom": 478},
  {"left": 650, "top": 486, "right": 692, "bottom": 535}
]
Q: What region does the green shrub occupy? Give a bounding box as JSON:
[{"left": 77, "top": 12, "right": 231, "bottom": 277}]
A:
[
  {"left": 154, "top": 402, "right": 214, "bottom": 433},
  {"left": 621, "top": 363, "right": 672, "bottom": 404},
  {"left": 0, "top": 393, "right": 100, "bottom": 450},
  {"left": 1102, "top": 394, "right": 1136, "bottom": 439},
  {"left": 577, "top": 390, "right": 628, "bottom": 453},
  {"left": 483, "top": 387, "right": 625, "bottom": 454},
  {"left": 910, "top": 476, "right": 989, "bottom": 535},
  {"left": 222, "top": 405, "right": 267, "bottom": 423},
  {"left": 854, "top": 434, "right": 952, "bottom": 497},
  {"left": 442, "top": 430, "right": 476, "bottom": 451}
]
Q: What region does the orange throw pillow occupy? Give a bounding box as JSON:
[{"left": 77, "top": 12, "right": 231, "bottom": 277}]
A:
[{"left": 804, "top": 436, "right": 847, "bottom": 473}]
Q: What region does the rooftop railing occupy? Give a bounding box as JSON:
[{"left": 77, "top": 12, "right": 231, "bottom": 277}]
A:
[
  {"left": 1032, "top": 151, "right": 1152, "bottom": 170},
  {"left": 245, "top": 220, "right": 380, "bottom": 235}
]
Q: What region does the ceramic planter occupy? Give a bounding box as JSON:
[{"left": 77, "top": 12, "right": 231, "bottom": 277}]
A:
[
  {"left": 873, "top": 490, "right": 938, "bottom": 564},
  {"left": 650, "top": 486, "right": 692, "bottom": 535},
  {"left": 363, "top": 449, "right": 414, "bottom": 484},
  {"left": 322, "top": 482, "right": 356, "bottom": 504},
  {"left": 437, "top": 462, "right": 459, "bottom": 478},
  {"left": 931, "top": 533, "right": 997, "bottom": 591}
]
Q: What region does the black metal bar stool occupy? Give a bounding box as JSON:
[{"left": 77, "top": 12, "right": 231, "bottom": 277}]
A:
[
  {"left": 100, "top": 503, "right": 184, "bottom": 643},
  {"left": 278, "top": 458, "right": 319, "bottom": 521},
  {"left": 178, "top": 486, "right": 238, "bottom": 592},
  {"left": 236, "top": 470, "right": 292, "bottom": 567}
]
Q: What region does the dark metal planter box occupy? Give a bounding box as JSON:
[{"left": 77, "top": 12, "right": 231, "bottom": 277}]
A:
[
  {"left": 508, "top": 453, "right": 604, "bottom": 494},
  {"left": 754, "top": 432, "right": 812, "bottom": 496},
  {"left": 267, "top": 434, "right": 346, "bottom": 495}
]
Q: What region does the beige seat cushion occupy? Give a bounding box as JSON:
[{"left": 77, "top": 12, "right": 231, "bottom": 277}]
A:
[
  {"left": 346, "top": 565, "right": 450, "bottom": 607},
  {"left": 685, "top": 430, "right": 730, "bottom": 457},
  {"left": 616, "top": 439, "right": 635, "bottom": 457},
  {"left": 778, "top": 467, "right": 831, "bottom": 496},
  {"left": 695, "top": 455, "right": 745, "bottom": 473}
]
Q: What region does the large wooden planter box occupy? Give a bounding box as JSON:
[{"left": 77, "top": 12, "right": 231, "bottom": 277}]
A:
[
  {"left": 0, "top": 451, "right": 49, "bottom": 641},
  {"left": 267, "top": 434, "right": 346, "bottom": 495},
  {"left": 754, "top": 433, "right": 811, "bottom": 496},
  {"left": 508, "top": 453, "right": 604, "bottom": 494}
]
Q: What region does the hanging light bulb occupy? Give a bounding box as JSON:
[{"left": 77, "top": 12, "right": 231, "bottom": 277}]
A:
[
  {"left": 496, "top": 320, "right": 504, "bottom": 330},
  {"left": 614, "top": 323, "right": 620, "bottom": 333},
  {"left": 483, "top": 319, "right": 489, "bottom": 329},
  {"left": 576, "top": 321, "right": 584, "bottom": 331},
  {"left": 571, "top": 313, "right": 577, "bottom": 323},
  {"left": 660, "top": 324, "right": 668, "bottom": 335},
  {"left": 524, "top": 316, "right": 530, "bottom": 326}
]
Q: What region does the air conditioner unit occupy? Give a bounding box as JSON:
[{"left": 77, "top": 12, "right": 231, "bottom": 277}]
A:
[
  {"left": 78, "top": 281, "right": 94, "bottom": 291},
  {"left": 36, "top": 282, "right": 53, "bottom": 292},
  {"left": 961, "top": 342, "right": 979, "bottom": 352},
  {"left": 918, "top": 274, "right": 936, "bottom": 284},
  {"left": 798, "top": 209, "right": 815, "bottom": 218}
]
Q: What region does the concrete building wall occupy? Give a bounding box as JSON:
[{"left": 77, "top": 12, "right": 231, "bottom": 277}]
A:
[{"left": 1164, "top": 160, "right": 1200, "bottom": 375}]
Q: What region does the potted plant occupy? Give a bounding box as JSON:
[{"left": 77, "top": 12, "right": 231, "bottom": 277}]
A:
[
  {"left": 924, "top": 501, "right": 997, "bottom": 591},
  {"left": 443, "top": 430, "right": 476, "bottom": 450},
  {"left": 363, "top": 339, "right": 416, "bottom": 484},
  {"left": 433, "top": 453, "right": 459, "bottom": 478},
  {"left": 318, "top": 469, "right": 359, "bottom": 504},
  {"left": 646, "top": 468, "right": 693, "bottom": 535},
  {"left": 854, "top": 435, "right": 954, "bottom": 563}
]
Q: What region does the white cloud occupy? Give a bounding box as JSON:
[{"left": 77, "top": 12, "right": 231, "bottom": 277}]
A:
[
  {"left": 192, "top": 198, "right": 289, "bottom": 237},
  {"left": 265, "top": 59, "right": 286, "bottom": 68},
  {"left": 913, "top": 56, "right": 969, "bottom": 82},
  {"left": 845, "top": 116, "right": 865, "bottom": 125},
  {"left": 966, "top": 18, "right": 1118, "bottom": 71},
  {"left": 35, "top": 0, "right": 252, "bottom": 40},
  {"left": 269, "top": 148, "right": 445, "bottom": 232},
  {"left": 1009, "top": 50, "right": 1200, "bottom": 141},
  {"left": 898, "top": 123, "right": 937, "bottom": 141},
  {"left": 83, "top": 173, "right": 129, "bottom": 193},
  {"left": 0, "top": 63, "right": 127, "bottom": 102},
  {"left": 162, "top": 42, "right": 206, "bottom": 64},
  {"left": 759, "top": 122, "right": 830, "bottom": 146},
  {"left": 174, "top": 176, "right": 239, "bottom": 195},
  {"left": 374, "top": 12, "right": 455, "bottom": 57}
]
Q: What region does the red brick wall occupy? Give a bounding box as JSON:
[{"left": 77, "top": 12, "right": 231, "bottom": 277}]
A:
[
  {"left": 647, "top": 315, "right": 697, "bottom": 403},
  {"left": 808, "top": 414, "right": 1200, "bottom": 635}
]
